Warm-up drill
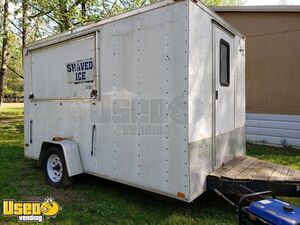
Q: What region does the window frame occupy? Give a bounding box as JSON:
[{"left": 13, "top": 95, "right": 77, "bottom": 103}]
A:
[{"left": 219, "top": 39, "right": 230, "bottom": 87}]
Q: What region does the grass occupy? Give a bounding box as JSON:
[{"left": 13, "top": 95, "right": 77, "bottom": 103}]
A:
[
  {"left": 0, "top": 103, "right": 299, "bottom": 225},
  {"left": 247, "top": 142, "right": 300, "bottom": 170}
]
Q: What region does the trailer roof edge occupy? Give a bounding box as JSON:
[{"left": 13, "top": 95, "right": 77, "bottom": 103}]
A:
[{"left": 191, "top": 0, "right": 244, "bottom": 38}]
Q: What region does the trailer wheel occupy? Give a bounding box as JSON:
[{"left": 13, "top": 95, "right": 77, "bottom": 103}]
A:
[{"left": 43, "top": 146, "right": 73, "bottom": 187}]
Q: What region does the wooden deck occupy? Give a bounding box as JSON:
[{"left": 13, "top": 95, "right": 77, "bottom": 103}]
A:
[{"left": 207, "top": 156, "right": 300, "bottom": 196}]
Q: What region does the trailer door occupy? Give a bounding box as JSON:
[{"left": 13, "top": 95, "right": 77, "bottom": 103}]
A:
[
  {"left": 30, "top": 32, "right": 98, "bottom": 100},
  {"left": 213, "top": 23, "right": 235, "bottom": 167}
]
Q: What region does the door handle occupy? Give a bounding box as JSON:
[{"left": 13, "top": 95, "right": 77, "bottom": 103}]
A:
[
  {"left": 91, "top": 124, "right": 96, "bottom": 156},
  {"left": 30, "top": 120, "right": 33, "bottom": 144},
  {"left": 215, "top": 90, "right": 218, "bottom": 100}
]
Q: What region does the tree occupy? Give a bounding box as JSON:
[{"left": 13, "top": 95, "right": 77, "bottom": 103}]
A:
[
  {"left": 22, "top": 0, "right": 29, "bottom": 47},
  {"left": 203, "top": 0, "right": 243, "bottom": 6},
  {"left": 0, "top": 0, "right": 10, "bottom": 105},
  {"left": 29, "top": 0, "right": 159, "bottom": 33},
  {"left": 29, "top": 0, "right": 96, "bottom": 32}
]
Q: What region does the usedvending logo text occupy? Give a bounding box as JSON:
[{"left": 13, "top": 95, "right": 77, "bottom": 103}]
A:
[{"left": 2, "top": 197, "right": 61, "bottom": 222}]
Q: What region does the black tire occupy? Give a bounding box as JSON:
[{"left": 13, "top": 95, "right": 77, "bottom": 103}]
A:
[{"left": 43, "top": 146, "right": 74, "bottom": 187}]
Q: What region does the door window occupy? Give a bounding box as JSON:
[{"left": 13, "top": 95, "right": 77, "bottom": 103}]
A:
[{"left": 220, "top": 39, "right": 230, "bottom": 87}]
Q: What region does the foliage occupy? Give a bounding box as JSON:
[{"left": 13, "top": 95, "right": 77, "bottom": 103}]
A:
[
  {"left": 0, "top": 0, "right": 244, "bottom": 101},
  {"left": 1, "top": 104, "right": 300, "bottom": 225},
  {"left": 4, "top": 33, "right": 23, "bottom": 97},
  {"left": 0, "top": 0, "right": 10, "bottom": 105},
  {"left": 204, "top": 0, "right": 244, "bottom": 6}
]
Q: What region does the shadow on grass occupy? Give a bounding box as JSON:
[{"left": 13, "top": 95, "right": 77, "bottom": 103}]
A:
[{"left": 62, "top": 173, "right": 237, "bottom": 224}]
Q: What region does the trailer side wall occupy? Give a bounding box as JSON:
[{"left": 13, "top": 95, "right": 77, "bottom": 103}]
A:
[
  {"left": 96, "top": 1, "right": 190, "bottom": 199},
  {"left": 24, "top": 1, "right": 191, "bottom": 200},
  {"left": 188, "top": 1, "right": 245, "bottom": 201}
]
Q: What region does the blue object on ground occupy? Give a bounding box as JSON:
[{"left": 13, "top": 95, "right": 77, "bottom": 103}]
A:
[{"left": 249, "top": 198, "right": 300, "bottom": 225}]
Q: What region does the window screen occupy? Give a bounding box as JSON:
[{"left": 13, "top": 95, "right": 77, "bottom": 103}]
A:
[{"left": 220, "top": 39, "right": 230, "bottom": 86}]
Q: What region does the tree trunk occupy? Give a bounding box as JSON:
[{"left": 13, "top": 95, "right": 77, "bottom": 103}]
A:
[
  {"left": 59, "top": 0, "right": 70, "bottom": 32},
  {"left": 22, "top": 0, "right": 29, "bottom": 48},
  {"left": 0, "top": 0, "right": 10, "bottom": 106},
  {"left": 81, "top": 2, "right": 87, "bottom": 23}
]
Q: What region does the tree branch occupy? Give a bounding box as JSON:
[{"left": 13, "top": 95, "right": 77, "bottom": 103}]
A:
[
  {"left": 9, "top": 30, "right": 23, "bottom": 39},
  {"left": 140, "top": 0, "right": 147, "bottom": 7},
  {"left": 7, "top": 65, "right": 24, "bottom": 79},
  {"left": 28, "top": 10, "right": 52, "bottom": 19},
  {"left": 8, "top": 18, "right": 23, "bottom": 33},
  {"left": 69, "top": 0, "right": 88, "bottom": 12},
  {"left": 102, "top": 0, "right": 118, "bottom": 15},
  {"left": 28, "top": 3, "right": 63, "bottom": 27}
]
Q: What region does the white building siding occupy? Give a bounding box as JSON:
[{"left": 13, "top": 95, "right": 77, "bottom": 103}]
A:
[{"left": 246, "top": 113, "right": 300, "bottom": 147}]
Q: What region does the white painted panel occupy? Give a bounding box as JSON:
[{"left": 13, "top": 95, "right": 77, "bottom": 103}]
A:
[
  {"left": 188, "top": 1, "right": 245, "bottom": 200},
  {"left": 188, "top": 1, "right": 213, "bottom": 142},
  {"left": 188, "top": 1, "right": 214, "bottom": 199},
  {"left": 234, "top": 38, "right": 245, "bottom": 128},
  {"left": 25, "top": 101, "right": 93, "bottom": 164},
  {"left": 59, "top": 140, "right": 84, "bottom": 176},
  {"left": 247, "top": 113, "right": 300, "bottom": 122},
  {"left": 97, "top": 1, "right": 189, "bottom": 198},
  {"left": 247, "top": 120, "right": 300, "bottom": 131},
  {"left": 31, "top": 34, "right": 96, "bottom": 99},
  {"left": 246, "top": 127, "right": 300, "bottom": 139},
  {"left": 246, "top": 113, "right": 300, "bottom": 147},
  {"left": 214, "top": 25, "right": 235, "bottom": 135},
  {"left": 247, "top": 134, "right": 300, "bottom": 147},
  {"left": 28, "top": 102, "right": 49, "bottom": 158},
  {"left": 24, "top": 51, "right": 32, "bottom": 157}
]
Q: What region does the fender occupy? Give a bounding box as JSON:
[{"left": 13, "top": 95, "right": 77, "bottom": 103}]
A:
[{"left": 39, "top": 140, "right": 83, "bottom": 177}]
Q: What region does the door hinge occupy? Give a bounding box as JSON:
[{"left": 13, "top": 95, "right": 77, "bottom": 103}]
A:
[
  {"left": 29, "top": 93, "right": 34, "bottom": 100},
  {"left": 215, "top": 90, "right": 218, "bottom": 100},
  {"left": 90, "top": 90, "right": 97, "bottom": 98}
]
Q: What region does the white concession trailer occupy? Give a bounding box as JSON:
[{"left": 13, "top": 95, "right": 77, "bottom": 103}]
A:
[{"left": 24, "top": 0, "right": 245, "bottom": 202}]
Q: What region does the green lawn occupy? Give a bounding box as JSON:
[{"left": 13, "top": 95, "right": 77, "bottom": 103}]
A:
[
  {"left": 247, "top": 142, "right": 300, "bottom": 170},
  {"left": 0, "top": 103, "right": 299, "bottom": 225}
]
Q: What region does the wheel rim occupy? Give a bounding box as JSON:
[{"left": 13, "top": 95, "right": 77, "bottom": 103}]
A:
[{"left": 47, "top": 154, "right": 63, "bottom": 183}]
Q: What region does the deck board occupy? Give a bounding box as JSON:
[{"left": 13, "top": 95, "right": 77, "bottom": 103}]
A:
[
  {"left": 252, "top": 162, "right": 277, "bottom": 181},
  {"left": 269, "top": 165, "right": 289, "bottom": 182},
  {"left": 221, "top": 158, "right": 256, "bottom": 180},
  {"left": 209, "top": 156, "right": 246, "bottom": 178},
  {"left": 235, "top": 159, "right": 264, "bottom": 180},
  {"left": 285, "top": 169, "right": 300, "bottom": 182},
  {"left": 209, "top": 156, "right": 300, "bottom": 183}
]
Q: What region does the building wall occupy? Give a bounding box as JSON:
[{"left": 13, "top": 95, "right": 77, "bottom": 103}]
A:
[
  {"left": 217, "top": 12, "right": 300, "bottom": 115},
  {"left": 216, "top": 11, "right": 300, "bottom": 147}
]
